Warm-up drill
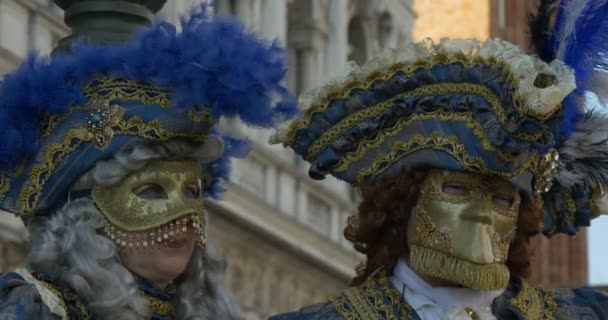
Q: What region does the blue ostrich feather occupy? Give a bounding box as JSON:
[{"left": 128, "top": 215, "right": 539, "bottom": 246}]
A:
[
  {"left": 546, "top": 0, "right": 608, "bottom": 137},
  {"left": 204, "top": 131, "right": 251, "bottom": 198},
  {"left": 0, "top": 4, "right": 297, "bottom": 171}
]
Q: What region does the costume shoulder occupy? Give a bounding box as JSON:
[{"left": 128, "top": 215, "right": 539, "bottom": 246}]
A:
[
  {"left": 0, "top": 271, "right": 60, "bottom": 319},
  {"left": 550, "top": 286, "right": 608, "bottom": 319},
  {"left": 494, "top": 277, "right": 608, "bottom": 320},
  {"left": 268, "top": 302, "right": 343, "bottom": 320}
]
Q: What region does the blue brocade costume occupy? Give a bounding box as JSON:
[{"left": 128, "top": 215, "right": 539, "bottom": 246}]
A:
[
  {"left": 0, "top": 271, "right": 178, "bottom": 320},
  {"left": 269, "top": 271, "right": 608, "bottom": 320}
]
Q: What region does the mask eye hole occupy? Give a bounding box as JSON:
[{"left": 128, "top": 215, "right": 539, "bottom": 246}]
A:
[
  {"left": 133, "top": 184, "right": 168, "bottom": 199},
  {"left": 184, "top": 183, "right": 201, "bottom": 198},
  {"left": 441, "top": 183, "right": 471, "bottom": 196},
  {"left": 492, "top": 194, "right": 514, "bottom": 208}
]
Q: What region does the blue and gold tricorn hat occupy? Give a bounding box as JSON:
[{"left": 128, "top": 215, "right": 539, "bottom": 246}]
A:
[
  {"left": 0, "top": 4, "right": 297, "bottom": 219},
  {"left": 276, "top": 0, "right": 608, "bottom": 236}
]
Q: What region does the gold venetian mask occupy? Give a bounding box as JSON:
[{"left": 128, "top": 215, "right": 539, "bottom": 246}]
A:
[
  {"left": 91, "top": 159, "right": 210, "bottom": 250},
  {"left": 409, "top": 169, "right": 520, "bottom": 290}
]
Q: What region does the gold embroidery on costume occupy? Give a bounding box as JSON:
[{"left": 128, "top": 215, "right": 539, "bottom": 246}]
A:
[
  {"left": 82, "top": 75, "right": 171, "bottom": 108},
  {"left": 36, "top": 277, "right": 91, "bottom": 320},
  {"left": 354, "top": 132, "right": 541, "bottom": 184},
  {"left": 330, "top": 270, "right": 413, "bottom": 320},
  {"left": 304, "top": 83, "right": 537, "bottom": 162},
  {"left": 142, "top": 292, "right": 173, "bottom": 316},
  {"left": 414, "top": 208, "right": 453, "bottom": 254},
  {"left": 510, "top": 280, "right": 556, "bottom": 320},
  {"left": 0, "top": 174, "right": 9, "bottom": 196}
]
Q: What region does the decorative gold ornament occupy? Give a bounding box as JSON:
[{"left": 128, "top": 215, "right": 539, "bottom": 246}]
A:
[
  {"left": 533, "top": 148, "right": 559, "bottom": 197},
  {"left": 83, "top": 99, "right": 126, "bottom": 149}
]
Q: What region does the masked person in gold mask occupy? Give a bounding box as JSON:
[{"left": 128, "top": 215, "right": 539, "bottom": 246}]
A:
[
  {"left": 269, "top": 1, "right": 608, "bottom": 319},
  {"left": 0, "top": 2, "right": 297, "bottom": 319}
]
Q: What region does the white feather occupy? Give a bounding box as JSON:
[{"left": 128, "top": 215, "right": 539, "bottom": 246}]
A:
[{"left": 555, "top": 0, "right": 589, "bottom": 60}]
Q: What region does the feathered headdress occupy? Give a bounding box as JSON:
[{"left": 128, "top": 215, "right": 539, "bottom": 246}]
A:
[{"left": 0, "top": 4, "right": 297, "bottom": 218}]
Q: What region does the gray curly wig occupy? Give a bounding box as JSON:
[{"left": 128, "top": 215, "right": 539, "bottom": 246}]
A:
[{"left": 24, "top": 138, "right": 242, "bottom": 320}]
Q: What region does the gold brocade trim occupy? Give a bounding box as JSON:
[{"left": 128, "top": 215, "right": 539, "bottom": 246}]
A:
[
  {"left": 329, "top": 111, "right": 511, "bottom": 174},
  {"left": 330, "top": 270, "right": 413, "bottom": 320},
  {"left": 334, "top": 111, "right": 538, "bottom": 177},
  {"left": 409, "top": 245, "right": 510, "bottom": 290},
  {"left": 564, "top": 191, "right": 576, "bottom": 225},
  {"left": 41, "top": 76, "right": 171, "bottom": 138},
  {"left": 355, "top": 132, "right": 540, "bottom": 184},
  {"left": 82, "top": 75, "right": 171, "bottom": 108},
  {"left": 414, "top": 207, "right": 453, "bottom": 254},
  {"left": 285, "top": 54, "right": 556, "bottom": 147},
  {"left": 142, "top": 292, "right": 173, "bottom": 316},
  {"left": 18, "top": 112, "right": 212, "bottom": 217},
  {"left": 0, "top": 174, "right": 9, "bottom": 196},
  {"left": 304, "top": 83, "right": 536, "bottom": 161},
  {"left": 37, "top": 278, "right": 91, "bottom": 320},
  {"left": 41, "top": 112, "right": 72, "bottom": 137},
  {"left": 510, "top": 280, "right": 556, "bottom": 320}
]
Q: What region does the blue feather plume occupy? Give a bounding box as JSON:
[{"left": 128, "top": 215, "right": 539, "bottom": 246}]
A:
[
  {"left": 0, "top": 4, "right": 297, "bottom": 171},
  {"left": 546, "top": 0, "right": 608, "bottom": 137},
  {"left": 204, "top": 130, "right": 251, "bottom": 198}
]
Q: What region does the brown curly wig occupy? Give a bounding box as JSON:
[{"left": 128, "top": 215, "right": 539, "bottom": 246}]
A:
[{"left": 345, "top": 168, "right": 544, "bottom": 286}]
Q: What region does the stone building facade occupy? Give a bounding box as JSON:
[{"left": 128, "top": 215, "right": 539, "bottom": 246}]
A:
[{"left": 0, "top": 1, "right": 416, "bottom": 319}]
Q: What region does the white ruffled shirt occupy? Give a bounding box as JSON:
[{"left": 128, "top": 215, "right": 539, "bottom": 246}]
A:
[{"left": 390, "top": 259, "right": 503, "bottom": 320}]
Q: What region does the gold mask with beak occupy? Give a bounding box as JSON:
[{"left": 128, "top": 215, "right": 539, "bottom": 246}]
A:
[
  {"left": 92, "top": 159, "right": 211, "bottom": 250},
  {"left": 410, "top": 169, "right": 520, "bottom": 290}
]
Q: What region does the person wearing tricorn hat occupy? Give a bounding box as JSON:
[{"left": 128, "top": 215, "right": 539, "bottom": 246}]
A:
[
  {"left": 0, "top": 1, "right": 297, "bottom": 319},
  {"left": 269, "top": 0, "right": 608, "bottom": 319}
]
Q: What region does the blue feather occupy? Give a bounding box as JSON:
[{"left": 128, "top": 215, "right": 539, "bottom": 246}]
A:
[
  {"left": 544, "top": 0, "right": 608, "bottom": 138},
  {"left": 204, "top": 130, "right": 251, "bottom": 198},
  {"left": 0, "top": 4, "right": 297, "bottom": 171}
]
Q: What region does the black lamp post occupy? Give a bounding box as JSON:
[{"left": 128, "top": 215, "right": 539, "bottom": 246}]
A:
[{"left": 52, "top": 0, "right": 167, "bottom": 55}]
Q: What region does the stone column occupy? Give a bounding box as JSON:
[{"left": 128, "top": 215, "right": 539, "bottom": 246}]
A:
[
  {"left": 234, "top": 0, "right": 251, "bottom": 27},
  {"left": 262, "top": 0, "right": 287, "bottom": 43},
  {"left": 325, "top": 0, "right": 348, "bottom": 78},
  {"left": 299, "top": 49, "right": 318, "bottom": 93}
]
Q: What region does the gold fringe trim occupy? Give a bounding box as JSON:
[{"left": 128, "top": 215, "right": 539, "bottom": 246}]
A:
[{"left": 410, "top": 245, "right": 510, "bottom": 290}]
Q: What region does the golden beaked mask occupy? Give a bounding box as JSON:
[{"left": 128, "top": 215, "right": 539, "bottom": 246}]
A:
[
  {"left": 410, "top": 169, "right": 520, "bottom": 290},
  {"left": 92, "top": 159, "right": 210, "bottom": 250}
]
